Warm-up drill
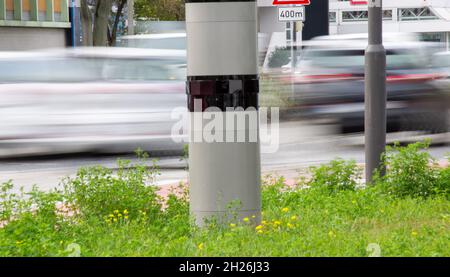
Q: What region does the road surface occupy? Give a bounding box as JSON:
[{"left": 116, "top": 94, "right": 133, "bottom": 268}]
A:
[{"left": 0, "top": 121, "right": 448, "bottom": 192}]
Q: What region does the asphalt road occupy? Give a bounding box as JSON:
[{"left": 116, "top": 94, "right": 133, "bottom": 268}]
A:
[{"left": 1, "top": 121, "right": 448, "bottom": 192}]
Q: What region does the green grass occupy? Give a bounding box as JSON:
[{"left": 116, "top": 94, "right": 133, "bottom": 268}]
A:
[{"left": 0, "top": 143, "right": 448, "bottom": 257}]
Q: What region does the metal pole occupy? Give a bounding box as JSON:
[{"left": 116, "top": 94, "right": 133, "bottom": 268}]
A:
[
  {"left": 291, "top": 21, "right": 302, "bottom": 97},
  {"left": 186, "top": 0, "right": 261, "bottom": 226},
  {"left": 365, "top": 0, "right": 386, "bottom": 183},
  {"left": 292, "top": 19, "right": 297, "bottom": 72},
  {"left": 127, "top": 0, "right": 134, "bottom": 35},
  {"left": 293, "top": 22, "right": 303, "bottom": 72},
  {"left": 69, "top": 0, "right": 77, "bottom": 47},
  {"left": 291, "top": 20, "right": 296, "bottom": 96}
]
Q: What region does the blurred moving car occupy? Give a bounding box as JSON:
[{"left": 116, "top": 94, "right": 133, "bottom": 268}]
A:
[
  {"left": 0, "top": 47, "right": 187, "bottom": 157},
  {"left": 119, "top": 32, "right": 270, "bottom": 66},
  {"left": 432, "top": 51, "right": 450, "bottom": 86},
  {"left": 286, "top": 33, "right": 449, "bottom": 134},
  {"left": 119, "top": 33, "right": 187, "bottom": 50}
]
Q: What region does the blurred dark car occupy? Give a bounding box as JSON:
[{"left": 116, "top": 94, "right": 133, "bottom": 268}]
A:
[
  {"left": 0, "top": 48, "right": 187, "bottom": 157},
  {"left": 286, "top": 34, "right": 449, "bottom": 134},
  {"left": 432, "top": 51, "right": 450, "bottom": 88}
]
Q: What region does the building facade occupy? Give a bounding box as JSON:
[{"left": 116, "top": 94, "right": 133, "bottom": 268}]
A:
[
  {"left": 0, "top": 0, "right": 71, "bottom": 50},
  {"left": 258, "top": 0, "right": 450, "bottom": 50}
]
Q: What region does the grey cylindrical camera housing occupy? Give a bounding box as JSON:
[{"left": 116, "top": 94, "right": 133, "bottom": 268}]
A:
[
  {"left": 186, "top": 0, "right": 261, "bottom": 226},
  {"left": 186, "top": 1, "right": 258, "bottom": 76}
]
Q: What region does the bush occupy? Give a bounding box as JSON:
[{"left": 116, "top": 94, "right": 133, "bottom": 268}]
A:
[
  {"left": 308, "top": 159, "right": 361, "bottom": 194},
  {"left": 376, "top": 141, "right": 448, "bottom": 198},
  {"left": 268, "top": 47, "right": 290, "bottom": 68},
  {"left": 62, "top": 151, "right": 163, "bottom": 221},
  {"left": 0, "top": 182, "right": 67, "bottom": 256},
  {"left": 437, "top": 163, "right": 450, "bottom": 197}
]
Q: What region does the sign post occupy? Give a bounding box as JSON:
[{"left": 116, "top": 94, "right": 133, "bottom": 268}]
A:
[
  {"left": 274, "top": 0, "right": 309, "bottom": 97},
  {"left": 365, "top": 0, "right": 386, "bottom": 183}
]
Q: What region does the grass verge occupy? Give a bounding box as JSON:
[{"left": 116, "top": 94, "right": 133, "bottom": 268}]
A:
[{"left": 0, "top": 142, "right": 448, "bottom": 257}]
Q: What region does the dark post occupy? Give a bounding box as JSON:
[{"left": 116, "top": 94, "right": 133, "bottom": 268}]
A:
[
  {"left": 365, "top": 0, "right": 386, "bottom": 183},
  {"left": 302, "top": 0, "right": 329, "bottom": 40}
]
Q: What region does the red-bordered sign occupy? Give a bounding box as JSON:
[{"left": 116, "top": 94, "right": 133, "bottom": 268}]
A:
[
  {"left": 350, "top": 0, "right": 368, "bottom": 4},
  {"left": 273, "top": 0, "right": 311, "bottom": 6}
]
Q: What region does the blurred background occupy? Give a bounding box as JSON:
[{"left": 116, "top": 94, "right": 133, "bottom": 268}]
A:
[{"left": 0, "top": 0, "right": 449, "bottom": 189}]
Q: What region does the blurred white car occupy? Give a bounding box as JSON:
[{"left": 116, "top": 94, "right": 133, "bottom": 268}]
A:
[
  {"left": 0, "top": 47, "right": 187, "bottom": 158},
  {"left": 119, "top": 33, "right": 187, "bottom": 50}
]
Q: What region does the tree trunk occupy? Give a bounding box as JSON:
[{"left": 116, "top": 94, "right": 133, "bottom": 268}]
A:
[
  {"left": 81, "top": 0, "right": 93, "bottom": 46},
  {"left": 127, "top": 0, "right": 134, "bottom": 35},
  {"left": 109, "top": 0, "right": 126, "bottom": 46},
  {"left": 93, "top": 0, "right": 112, "bottom": 46}
]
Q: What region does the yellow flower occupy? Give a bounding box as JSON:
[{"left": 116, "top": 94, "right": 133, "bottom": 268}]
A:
[
  {"left": 123, "top": 209, "right": 128, "bottom": 214},
  {"left": 282, "top": 207, "right": 289, "bottom": 213},
  {"left": 229, "top": 223, "right": 236, "bottom": 228},
  {"left": 274, "top": 220, "right": 281, "bottom": 226},
  {"left": 251, "top": 215, "right": 256, "bottom": 219},
  {"left": 118, "top": 213, "right": 122, "bottom": 217},
  {"left": 197, "top": 243, "right": 204, "bottom": 250},
  {"left": 291, "top": 215, "right": 298, "bottom": 221},
  {"left": 255, "top": 225, "right": 263, "bottom": 231},
  {"left": 257, "top": 230, "right": 264, "bottom": 234},
  {"left": 114, "top": 210, "right": 119, "bottom": 214},
  {"left": 287, "top": 223, "right": 294, "bottom": 229},
  {"left": 243, "top": 217, "right": 249, "bottom": 223},
  {"left": 124, "top": 216, "right": 129, "bottom": 220},
  {"left": 262, "top": 220, "right": 268, "bottom": 225},
  {"left": 113, "top": 218, "right": 118, "bottom": 222},
  {"left": 411, "top": 231, "right": 418, "bottom": 237},
  {"left": 109, "top": 214, "right": 114, "bottom": 218}
]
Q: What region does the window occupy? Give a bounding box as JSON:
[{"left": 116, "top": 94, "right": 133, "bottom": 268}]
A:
[
  {"left": 383, "top": 10, "right": 392, "bottom": 20},
  {"left": 0, "top": 0, "right": 69, "bottom": 24},
  {"left": 329, "top": 12, "right": 337, "bottom": 23},
  {"left": 399, "top": 8, "right": 438, "bottom": 21},
  {"left": 342, "top": 10, "right": 368, "bottom": 22},
  {"left": 342, "top": 10, "right": 393, "bottom": 22}
]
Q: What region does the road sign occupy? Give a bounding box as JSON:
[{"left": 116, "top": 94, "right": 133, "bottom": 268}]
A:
[
  {"left": 350, "top": 0, "right": 368, "bottom": 5},
  {"left": 273, "top": 0, "right": 310, "bottom": 6},
  {"left": 278, "top": 6, "right": 305, "bottom": 22}
]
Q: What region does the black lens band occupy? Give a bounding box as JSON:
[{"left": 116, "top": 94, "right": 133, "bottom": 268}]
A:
[{"left": 187, "top": 75, "right": 259, "bottom": 111}]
